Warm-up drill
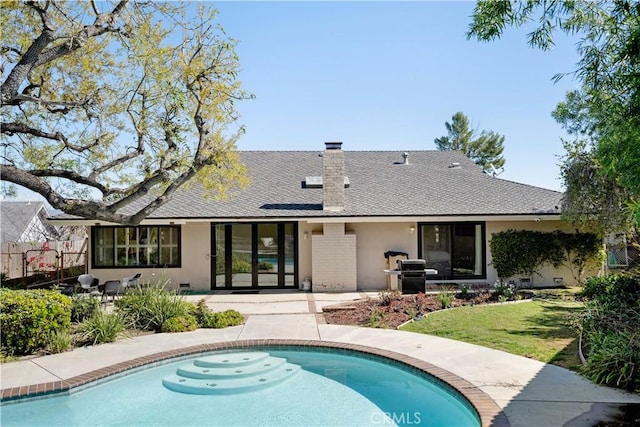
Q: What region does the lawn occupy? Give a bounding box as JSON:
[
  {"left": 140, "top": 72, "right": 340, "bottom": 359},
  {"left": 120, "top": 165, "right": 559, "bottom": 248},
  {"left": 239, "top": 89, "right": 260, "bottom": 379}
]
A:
[{"left": 400, "top": 299, "right": 584, "bottom": 371}]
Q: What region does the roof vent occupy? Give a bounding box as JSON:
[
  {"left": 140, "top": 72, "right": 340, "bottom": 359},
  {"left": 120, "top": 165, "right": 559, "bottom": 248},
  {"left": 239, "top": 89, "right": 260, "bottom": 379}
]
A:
[
  {"left": 402, "top": 152, "right": 409, "bottom": 165},
  {"left": 448, "top": 162, "right": 461, "bottom": 169}
]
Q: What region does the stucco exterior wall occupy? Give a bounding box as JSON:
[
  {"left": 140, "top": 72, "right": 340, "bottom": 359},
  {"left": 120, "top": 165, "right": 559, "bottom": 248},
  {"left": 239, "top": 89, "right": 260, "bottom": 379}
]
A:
[
  {"left": 351, "top": 222, "right": 418, "bottom": 291},
  {"left": 297, "top": 221, "right": 318, "bottom": 287}
]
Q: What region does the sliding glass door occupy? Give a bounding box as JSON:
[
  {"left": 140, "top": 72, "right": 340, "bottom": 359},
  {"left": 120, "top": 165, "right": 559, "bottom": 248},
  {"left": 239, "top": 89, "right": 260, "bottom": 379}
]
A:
[
  {"left": 419, "top": 222, "right": 485, "bottom": 280},
  {"left": 211, "top": 222, "right": 298, "bottom": 289},
  {"left": 231, "top": 224, "right": 252, "bottom": 287}
]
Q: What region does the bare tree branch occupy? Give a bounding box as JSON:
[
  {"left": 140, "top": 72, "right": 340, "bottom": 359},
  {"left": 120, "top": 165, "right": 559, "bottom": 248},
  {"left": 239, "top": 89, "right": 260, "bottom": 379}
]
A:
[
  {"left": 1, "top": 121, "right": 99, "bottom": 152},
  {"left": 11, "top": 93, "right": 89, "bottom": 109},
  {"left": 2, "top": 121, "right": 66, "bottom": 142},
  {"left": 28, "top": 168, "right": 109, "bottom": 194}
]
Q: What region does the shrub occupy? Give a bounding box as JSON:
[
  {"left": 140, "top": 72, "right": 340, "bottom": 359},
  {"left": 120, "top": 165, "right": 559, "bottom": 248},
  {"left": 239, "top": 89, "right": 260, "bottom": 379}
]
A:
[
  {"left": 45, "top": 330, "right": 73, "bottom": 354},
  {"left": 493, "top": 281, "right": 515, "bottom": 300},
  {"left": 575, "top": 274, "right": 640, "bottom": 391},
  {"left": 378, "top": 289, "right": 402, "bottom": 306},
  {"left": 582, "top": 327, "right": 639, "bottom": 391},
  {"left": 197, "top": 310, "right": 218, "bottom": 328},
  {"left": 209, "top": 310, "right": 244, "bottom": 328},
  {"left": 366, "top": 309, "right": 386, "bottom": 328},
  {"left": 161, "top": 315, "right": 198, "bottom": 333},
  {"left": 77, "top": 310, "right": 127, "bottom": 345},
  {"left": 437, "top": 287, "right": 453, "bottom": 309},
  {"left": 190, "top": 299, "right": 212, "bottom": 326},
  {"left": 188, "top": 300, "right": 243, "bottom": 329},
  {"left": 0, "top": 289, "right": 71, "bottom": 356},
  {"left": 71, "top": 295, "right": 101, "bottom": 323},
  {"left": 459, "top": 284, "right": 469, "bottom": 299},
  {"left": 115, "top": 281, "right": 191, "bottom": 331},
  {"left": 580, "top": 274, "right": 640, "bottom": 311}
]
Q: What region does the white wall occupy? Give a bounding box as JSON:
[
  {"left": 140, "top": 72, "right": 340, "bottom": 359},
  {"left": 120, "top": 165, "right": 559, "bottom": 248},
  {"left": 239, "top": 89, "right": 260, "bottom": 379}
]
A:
[
  {"left": 297, "top": 221, "right": 318, "bottom": 286},
  {"left": 351, "top": 222, "right": 417, "bottom": 291}
]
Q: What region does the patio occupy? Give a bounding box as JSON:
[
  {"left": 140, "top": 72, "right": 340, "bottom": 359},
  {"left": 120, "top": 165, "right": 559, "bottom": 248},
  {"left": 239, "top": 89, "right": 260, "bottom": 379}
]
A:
[{"left": 2, "top": 292, "right": 639, "bottom": 426}]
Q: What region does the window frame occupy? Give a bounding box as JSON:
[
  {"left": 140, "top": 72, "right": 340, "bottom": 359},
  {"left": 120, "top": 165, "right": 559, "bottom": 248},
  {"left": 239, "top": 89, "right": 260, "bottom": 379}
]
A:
[
  {"left": 91, "top": 225, "right": 182, "bottom": 269},
  {"left": 417, "top": 221, "right": 486, "bottom": 280}
]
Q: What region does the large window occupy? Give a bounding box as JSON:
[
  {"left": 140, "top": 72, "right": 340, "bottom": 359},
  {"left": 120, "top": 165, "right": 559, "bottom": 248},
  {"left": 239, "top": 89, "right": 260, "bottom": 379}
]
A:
[
  {"left": 93, "top": 226, "right": 181, "bottom": 268},
  {"left": 419, "top": 222, "right": 485, "bottom": 279}
]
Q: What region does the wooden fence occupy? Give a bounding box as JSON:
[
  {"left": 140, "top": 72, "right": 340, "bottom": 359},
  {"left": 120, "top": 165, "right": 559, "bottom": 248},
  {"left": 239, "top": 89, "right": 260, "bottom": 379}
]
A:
[{"left": 1, "top": 239, "right": 87, "bottom": 280}]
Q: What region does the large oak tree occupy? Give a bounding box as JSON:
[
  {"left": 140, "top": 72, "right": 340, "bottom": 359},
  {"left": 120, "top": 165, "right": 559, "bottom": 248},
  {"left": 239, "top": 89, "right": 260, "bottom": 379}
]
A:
[{"left": 1, "top": 1, "right": 250, "bottom": 224}]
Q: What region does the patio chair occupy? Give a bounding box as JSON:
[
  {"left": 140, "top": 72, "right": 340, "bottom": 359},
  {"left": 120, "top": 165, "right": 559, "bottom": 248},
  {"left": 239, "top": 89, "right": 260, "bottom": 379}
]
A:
[
  {"left": 78, "top": 274, "right": 100, "bottom": 295},
  {"left": 122, "top": 272, "right": 142, "bottom": 289},
  {"left": 102, "top": 280, "right": 126, "bottom": 302}
]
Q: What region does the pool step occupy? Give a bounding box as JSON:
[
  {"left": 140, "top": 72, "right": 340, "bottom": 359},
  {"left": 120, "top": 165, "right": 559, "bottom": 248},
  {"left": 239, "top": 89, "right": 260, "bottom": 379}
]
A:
[
  {"left": 162, "top": 352, "right": 300, "bottom": 395},
  {"left": 193, "top": 351, "right": 270, "bottom": 368},
  {"left": 178, "top": 356, "right": 286, "bottom": 379}
]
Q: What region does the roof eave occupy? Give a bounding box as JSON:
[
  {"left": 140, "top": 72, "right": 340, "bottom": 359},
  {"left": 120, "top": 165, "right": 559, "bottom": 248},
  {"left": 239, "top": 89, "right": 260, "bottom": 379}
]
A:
[{"left": 47, "top": 213, "right": 563, "bottom": 225}]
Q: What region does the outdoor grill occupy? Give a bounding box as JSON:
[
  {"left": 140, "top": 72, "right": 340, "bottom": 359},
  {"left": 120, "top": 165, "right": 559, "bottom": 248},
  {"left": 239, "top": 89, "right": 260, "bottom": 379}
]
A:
[{"left": 397, "top": 259, "right": 427, "bottom": 294}]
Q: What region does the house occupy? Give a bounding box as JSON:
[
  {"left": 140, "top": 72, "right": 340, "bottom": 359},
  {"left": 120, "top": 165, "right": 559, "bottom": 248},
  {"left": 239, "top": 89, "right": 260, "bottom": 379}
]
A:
[
  {"left": 0, "top": 201, "right": 60, "bottom": 244},
  {"left": 1, "top": 201, "right": 87, "bottom": 279},
  {"left": 49, "top": 142, "right": 577, "bottom": 292}
]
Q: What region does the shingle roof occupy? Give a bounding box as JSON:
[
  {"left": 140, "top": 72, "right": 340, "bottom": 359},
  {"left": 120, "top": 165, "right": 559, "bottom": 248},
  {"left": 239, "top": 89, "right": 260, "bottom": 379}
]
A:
[
  {"left": 117, "top": 150, "right": 562, "bottom": 220},
  {"left": 1, "top": 201, "right": 46, "bottom": 243}
]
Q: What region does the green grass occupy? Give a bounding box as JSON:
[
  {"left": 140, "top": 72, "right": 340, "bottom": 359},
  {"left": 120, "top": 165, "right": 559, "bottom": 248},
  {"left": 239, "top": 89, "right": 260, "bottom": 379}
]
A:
[{"left": 401, "top": 300, "right": 584, "bottom": 371}]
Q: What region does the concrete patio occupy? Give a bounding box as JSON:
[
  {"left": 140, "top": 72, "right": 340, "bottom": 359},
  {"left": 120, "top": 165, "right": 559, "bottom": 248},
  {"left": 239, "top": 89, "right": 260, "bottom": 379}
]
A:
[{"left": 1, "top": 291, "right": 639, "bottom": 426}]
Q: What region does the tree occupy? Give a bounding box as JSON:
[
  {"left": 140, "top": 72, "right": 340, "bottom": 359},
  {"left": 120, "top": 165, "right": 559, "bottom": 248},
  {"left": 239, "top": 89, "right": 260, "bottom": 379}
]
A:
[
  {"left": 1, "top": 1, "right": 251, "bottom": 224},
  {"left": 434, "top": 112, "right": 506, "bottom": 173},
  {"left": 468, "top": 0, "right": 640, "bottom": 230},
  {"left": 559, "top": 139, "right": 634, "bottom": 235}
]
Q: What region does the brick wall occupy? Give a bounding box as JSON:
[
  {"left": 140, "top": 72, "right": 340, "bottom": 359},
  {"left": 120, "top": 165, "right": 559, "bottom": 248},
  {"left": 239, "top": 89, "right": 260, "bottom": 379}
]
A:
[
  {"left": 322, "top": 144, "right": 345, "bottom": 211},
  {"left": 311, "top": 223, "right": 357, "bottom": 291}
]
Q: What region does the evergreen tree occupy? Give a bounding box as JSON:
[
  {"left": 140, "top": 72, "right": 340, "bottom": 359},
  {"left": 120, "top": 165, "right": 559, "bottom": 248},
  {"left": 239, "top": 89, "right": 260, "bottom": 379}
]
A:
[{"left": 434, "top": 112, "right": 506, "bottom": 173}]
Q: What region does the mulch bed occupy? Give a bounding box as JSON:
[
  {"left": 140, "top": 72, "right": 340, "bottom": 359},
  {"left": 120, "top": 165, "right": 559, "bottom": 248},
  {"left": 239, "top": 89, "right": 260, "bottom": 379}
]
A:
[{"left": 322, "top": 290, "right": 503, "bottom": 329}]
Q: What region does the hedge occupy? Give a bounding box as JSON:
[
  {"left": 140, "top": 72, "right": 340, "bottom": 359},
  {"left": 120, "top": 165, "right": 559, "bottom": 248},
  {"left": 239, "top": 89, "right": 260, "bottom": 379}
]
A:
[{"left": 489, "top": 229, "right": 599, "bottom": 283}]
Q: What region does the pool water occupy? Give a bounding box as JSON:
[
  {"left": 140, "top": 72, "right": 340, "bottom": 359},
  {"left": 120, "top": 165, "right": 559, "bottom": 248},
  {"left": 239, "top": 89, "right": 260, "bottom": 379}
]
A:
[{"left": 0, "top": 348, "right": 480, "bottom": 427}]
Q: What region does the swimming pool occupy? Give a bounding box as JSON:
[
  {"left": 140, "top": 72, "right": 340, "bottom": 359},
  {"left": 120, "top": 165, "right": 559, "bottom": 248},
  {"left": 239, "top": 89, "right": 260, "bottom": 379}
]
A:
[{"left": 1, "top": 347, "right": 481, "bottom": 426}]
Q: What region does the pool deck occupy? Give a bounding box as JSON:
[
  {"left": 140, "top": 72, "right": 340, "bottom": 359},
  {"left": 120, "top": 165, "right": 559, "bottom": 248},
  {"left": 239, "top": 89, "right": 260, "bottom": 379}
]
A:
[{"left": 2, "top": 291, "right": 639, "bottom": 426}]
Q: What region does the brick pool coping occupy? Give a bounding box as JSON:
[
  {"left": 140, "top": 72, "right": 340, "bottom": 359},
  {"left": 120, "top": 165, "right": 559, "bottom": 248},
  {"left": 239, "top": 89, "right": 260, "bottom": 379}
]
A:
[{"left": 0, "top": 339, "right": 509, "bottom": 427}]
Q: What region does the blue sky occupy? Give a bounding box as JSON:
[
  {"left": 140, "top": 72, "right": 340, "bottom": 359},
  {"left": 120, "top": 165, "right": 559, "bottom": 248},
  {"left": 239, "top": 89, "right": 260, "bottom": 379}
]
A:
[
  {"left": 215, "top": 1, "right": 582, "bottom": 191},
  {"left": 8, "top": 1, "right": 582, "bottom": 203}
]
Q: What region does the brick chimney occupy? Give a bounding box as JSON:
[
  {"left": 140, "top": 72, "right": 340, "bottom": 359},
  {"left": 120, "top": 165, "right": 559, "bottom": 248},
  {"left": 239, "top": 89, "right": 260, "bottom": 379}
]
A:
[{"left": 322, "top": 142, "right": 345, "bottom": 211}]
